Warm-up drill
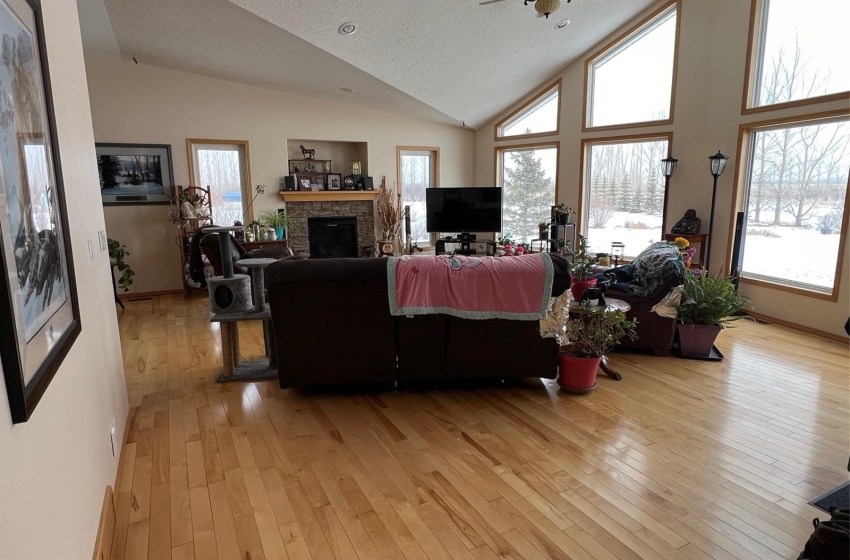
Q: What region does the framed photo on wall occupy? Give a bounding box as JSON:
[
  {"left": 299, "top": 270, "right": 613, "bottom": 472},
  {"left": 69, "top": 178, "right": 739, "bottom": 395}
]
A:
[
  {"left": 96, "top": 143, "right": 174, "bottom": 205},
  {"left": 0, "top": 0, "right": 81, "bottom": 423},
  {"left": 327, "top": 173, "right": 342, "bottom": 191}
]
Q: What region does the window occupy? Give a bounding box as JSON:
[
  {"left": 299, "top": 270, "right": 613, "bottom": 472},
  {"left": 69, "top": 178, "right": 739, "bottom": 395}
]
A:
[
  {"left": 583, "top": 136, "right": 670, "bottom": 257},
  {"left": 187, "top": 140, "right": 251, "bottom": 227},
  {"left": 497, "top": 143, "right": 558, "bottom": 243},
  {"left": 738, "top": 116, "right": 849, "bottom": 297},
  {"left": 586, "top": 3, "right": 677, "bottom": 129},
  {"left": 748, "top": 0, "right": 850, "bottom": 110},
  {"left": 496, "top": 80, "right": 560, "bottom": 140},
  {"left": 398, "top": 147, "right": 439, "bottom": 246}
]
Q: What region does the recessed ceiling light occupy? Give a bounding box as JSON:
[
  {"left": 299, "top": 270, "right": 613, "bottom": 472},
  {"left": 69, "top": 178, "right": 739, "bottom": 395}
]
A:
[
  {"left": 556, "top": 19, "right": 571, "bottom": 29},
  {"left": 338, "top": 22, "right": 357, "bottom": 35},
  {"left": 340, "top": 87, "right": 354, "bottom": 93}
]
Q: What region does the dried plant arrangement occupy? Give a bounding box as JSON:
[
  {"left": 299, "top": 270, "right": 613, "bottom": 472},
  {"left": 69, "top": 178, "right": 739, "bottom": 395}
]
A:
[{"left": 376, "top": 176, "right": 408, "bottom": 241}]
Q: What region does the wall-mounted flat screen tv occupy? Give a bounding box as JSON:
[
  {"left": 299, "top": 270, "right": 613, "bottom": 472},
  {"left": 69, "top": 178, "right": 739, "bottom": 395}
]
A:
[{"left": 425, "top": 187, "right": 502, "bottom": 233}]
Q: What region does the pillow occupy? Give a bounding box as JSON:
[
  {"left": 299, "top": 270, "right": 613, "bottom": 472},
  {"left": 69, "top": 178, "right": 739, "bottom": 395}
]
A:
[{"left": 628, "top": 242, "right": 684, "bottom": 297}]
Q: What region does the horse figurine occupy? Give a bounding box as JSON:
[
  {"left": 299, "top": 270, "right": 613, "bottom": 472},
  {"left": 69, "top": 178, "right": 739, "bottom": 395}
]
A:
[{"left": 299, "top": 145, "right": 316, "bottom": 159}]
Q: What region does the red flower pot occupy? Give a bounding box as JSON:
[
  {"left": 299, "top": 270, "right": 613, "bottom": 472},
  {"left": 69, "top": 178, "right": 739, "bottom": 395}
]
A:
[
  {"left": 570, "top": 278, "right": 597, "bottom": 301},
  {"left": 557, "top": 354, "right": 602, "bottom": 393},
  {"left": 677, "top": 323, "right": 721, "bottom": 357}
]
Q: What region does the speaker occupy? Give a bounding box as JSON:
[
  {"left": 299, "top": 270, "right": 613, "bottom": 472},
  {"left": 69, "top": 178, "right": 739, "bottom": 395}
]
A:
[
  {"left": 362, "top": 176, "right": 374, "bottom": 191},
  {"left": 730, "top": 211, "right": 745, "bottom": 287},
  {"left": 283, "top": 176, "right": 296, "bottom": 191}
]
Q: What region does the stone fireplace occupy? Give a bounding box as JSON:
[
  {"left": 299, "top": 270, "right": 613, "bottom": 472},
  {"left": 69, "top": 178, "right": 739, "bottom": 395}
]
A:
[
  {"left": 282, "top": 192, "right": 377, "bottom": 257},
  {"left": 308, "top": 216, "right": 358, "bottom": 258}
]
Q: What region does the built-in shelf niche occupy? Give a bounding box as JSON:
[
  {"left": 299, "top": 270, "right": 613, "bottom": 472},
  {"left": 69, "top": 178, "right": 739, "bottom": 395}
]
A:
[{"left": 286, "top": 139, "right": 368, "bottom": 179}]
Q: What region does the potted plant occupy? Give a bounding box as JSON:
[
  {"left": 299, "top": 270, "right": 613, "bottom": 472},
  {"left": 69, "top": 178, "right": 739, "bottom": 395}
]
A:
[
  {"left": 108, "top": 238, "right": 135, "bottom": 291},
  {"left": 540, "top": 292, "right": 638, "bottom": 393},
  {"left": 376, "top": 177, "right": 406, "bottom": 255},
  {"left": 551, "top": 203, "right": 574, "bottom": 225},
  {"left": 673, "top": 270, "right": 750, "bottom": 357},
  {"left": 570, "top": 235, "right": 598, "bottom": 300},
  {"left": 260, "top": 210, "right": 291, "bottom": 240},
  {"left": 669, "top": 236, "right": 696, "bottom": 268},
  {"left": 538, "top": 222, "right": 548, "bottom": 240}
]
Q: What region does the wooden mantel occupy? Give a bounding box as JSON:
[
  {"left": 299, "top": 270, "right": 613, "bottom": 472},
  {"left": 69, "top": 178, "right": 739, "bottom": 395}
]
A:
[{"left": 279, "top": 191, "right": 379, "bottom": 202}]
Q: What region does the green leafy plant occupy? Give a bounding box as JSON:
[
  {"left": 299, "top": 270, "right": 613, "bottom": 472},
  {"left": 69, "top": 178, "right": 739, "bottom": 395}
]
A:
[
  {"left": 551, "top": 203, "right": 574, "bottom": 219},
  {"left": 107, "top": 238, "right": 135, "bottom": 291},
  {"left": 242, "top": 184, "right": 266, "bottom": 222},
  {"left": 561, "top": 305, "right": 638, "bottom": 357},
  {"left": 259, "top": 210, "right": 291, "bottom": 230},
  {"left": 675, "top": 271, "right": 750, "bottom": 327},
  {"left": 570, "top": 234, "right": 597, "bottom": 281}
]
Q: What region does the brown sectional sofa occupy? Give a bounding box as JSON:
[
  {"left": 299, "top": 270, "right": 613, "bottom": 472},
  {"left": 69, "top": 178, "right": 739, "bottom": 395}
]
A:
[{"left": 266, "top": 255, "right": 572, "bottom": 388}]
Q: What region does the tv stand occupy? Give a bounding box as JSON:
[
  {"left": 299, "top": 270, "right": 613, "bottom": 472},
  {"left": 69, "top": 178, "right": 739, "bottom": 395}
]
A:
[{"left": 436, "top": 234, "right": 496, "bottom": 256}]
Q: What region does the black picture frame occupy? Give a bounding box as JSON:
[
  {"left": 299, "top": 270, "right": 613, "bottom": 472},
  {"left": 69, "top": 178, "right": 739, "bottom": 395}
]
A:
[
  {"left": 327, "top": 173, "right": 342, "bottom": 191},
  {"left": 97, "top": 143, "right": 174, "bottom": 205},
  {"left": 0, "top": 0, "right": 81, "bottom": 423}
]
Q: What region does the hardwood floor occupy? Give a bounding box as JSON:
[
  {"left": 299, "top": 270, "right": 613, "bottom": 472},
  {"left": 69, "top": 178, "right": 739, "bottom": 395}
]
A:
[{"left": 112, "top": 294, "right": 849, "bottom": 560}]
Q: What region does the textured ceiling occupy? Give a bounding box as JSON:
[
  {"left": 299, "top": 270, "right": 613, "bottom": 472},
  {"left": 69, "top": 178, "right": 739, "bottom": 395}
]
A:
[{"left": 94, "top": 0, "right": 657, "bottom": 129}]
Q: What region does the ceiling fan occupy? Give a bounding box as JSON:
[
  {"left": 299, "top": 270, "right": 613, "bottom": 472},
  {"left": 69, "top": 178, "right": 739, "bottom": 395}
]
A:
[{"left": 479, "top": 0, "right": 571, "bottom": 19}]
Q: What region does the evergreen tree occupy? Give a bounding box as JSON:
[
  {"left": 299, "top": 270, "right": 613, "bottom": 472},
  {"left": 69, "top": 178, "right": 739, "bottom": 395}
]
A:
[
  {"left": 615, "top": 174, "right": 631, "bottom": 212},
  {"left": 503, "top": 150, "right": 554, "bottom": 242},
  {"left": 645, "top": 172, "right": 660, "bottom": 215}
]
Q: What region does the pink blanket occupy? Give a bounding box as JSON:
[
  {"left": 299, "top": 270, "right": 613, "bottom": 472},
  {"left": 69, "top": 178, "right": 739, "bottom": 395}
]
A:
[{"left": 388, "top": 253, "right": 554, "bottom": 320}]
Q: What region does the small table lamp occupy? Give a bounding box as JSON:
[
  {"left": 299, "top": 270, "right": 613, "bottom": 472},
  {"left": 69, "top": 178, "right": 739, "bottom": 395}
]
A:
[{"left": 611, "top": 242, "right": 625, "bottom": 267}]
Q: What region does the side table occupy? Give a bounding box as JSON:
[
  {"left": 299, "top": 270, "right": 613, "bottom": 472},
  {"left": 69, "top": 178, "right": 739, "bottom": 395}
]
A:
[{"left": 568, "top": 297, "right": 631, "bottom": 381}]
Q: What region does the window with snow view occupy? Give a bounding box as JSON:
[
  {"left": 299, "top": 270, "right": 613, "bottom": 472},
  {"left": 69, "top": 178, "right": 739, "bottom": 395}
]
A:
[
  {"left": 496, "top": 81, "right": 560, "bottom": 139},
  {"left": 740, "top": 117, "right": 849, "bottom": 296},
  {"left": 583, "top": 137, "right": 670, "bottom": 258},
  {"left": 498, "top": 144, "right": 558, "bottom": 243},
  {"left": 749, "top": 0, "right": 850, "bottom": 109},
  {"left": 399, "top": 148, "right": 438, "bottom": 245},
  {"left": 189, "top": 141, "right": 250, "bottom": 227},
  {"left": 586, "top": 3, "right": 677, "bottom": 129}
]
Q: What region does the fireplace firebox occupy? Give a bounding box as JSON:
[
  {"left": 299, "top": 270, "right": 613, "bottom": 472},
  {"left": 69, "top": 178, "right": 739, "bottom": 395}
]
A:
[{"left": 307, "top": 216, "right": 358, "bottom": 258}]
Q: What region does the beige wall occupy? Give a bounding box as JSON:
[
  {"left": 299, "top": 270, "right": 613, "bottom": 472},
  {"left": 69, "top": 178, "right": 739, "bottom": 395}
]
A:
[
  {"left": 86, "top": 59, "right": 474, "bottom": 293},
  {"left": 0, "top": 0, "right": 129, "bottom": 558},
  {"left": 474, "top": 0, "right": 850, "bottom": 338}
]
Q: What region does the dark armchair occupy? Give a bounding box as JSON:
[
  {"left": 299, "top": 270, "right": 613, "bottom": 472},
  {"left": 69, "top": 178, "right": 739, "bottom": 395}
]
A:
[{"left": 190, "top": 230, "right": 293, "bottom": 281}]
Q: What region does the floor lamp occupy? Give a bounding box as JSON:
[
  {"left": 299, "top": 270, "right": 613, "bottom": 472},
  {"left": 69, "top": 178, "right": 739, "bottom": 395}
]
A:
[
  {"left": 706, "top": 150, "right": 729, "bottom": 272},
  {"left": 660, "top": 155, "right": 678, "bottom": 233}
]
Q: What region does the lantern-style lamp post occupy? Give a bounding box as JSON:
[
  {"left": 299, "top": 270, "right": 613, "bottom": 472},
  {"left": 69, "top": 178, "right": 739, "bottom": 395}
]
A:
[
  {"left": 660, "top": 155, "right": 678, "bottom": 233},
  {"left": 706, "top": 150, "right": 729, "bottom": 272}
]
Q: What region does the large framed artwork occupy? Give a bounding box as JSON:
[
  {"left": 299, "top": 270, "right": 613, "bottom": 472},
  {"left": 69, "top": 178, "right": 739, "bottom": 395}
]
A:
[
  {"left": 0, "top": 0, "right": 81, "bottom": 423},
  {"left": 97, "top": 143, "right": 174, "bottom": 205}
]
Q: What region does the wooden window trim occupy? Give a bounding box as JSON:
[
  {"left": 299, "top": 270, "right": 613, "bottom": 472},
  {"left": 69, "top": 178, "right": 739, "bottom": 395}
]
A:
[
  {"left": 494, "top": 79, "right": 562, "bottom": 142},
  {"left": 397, "top": 146, "right": 441, "bottom": 248},
  {"left": 186, "top": 139, "right": 253, "bottom": 222},
  {"left": 582, "top": 0, "right": 680, "bottom": 133},
  {"left": 726, "top": 109, "right": 850, "bottom": 302},
  {"left": 741, "top": 0, "right": 850, "bottom": 115},
  {"left": 579, "top": 132, "right": 674, "bottom": 245}
]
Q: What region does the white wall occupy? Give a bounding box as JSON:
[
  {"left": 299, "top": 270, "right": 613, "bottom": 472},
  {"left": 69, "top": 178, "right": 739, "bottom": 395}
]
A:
[
  {"left": 86, "top": 58, "right": 474, "bottom": 293},
  {"left": 0, "top": 0, "right": 129, "bottom": 558},
  {"left": 474, "top": 0, "right": 850, "bottom": 338}
]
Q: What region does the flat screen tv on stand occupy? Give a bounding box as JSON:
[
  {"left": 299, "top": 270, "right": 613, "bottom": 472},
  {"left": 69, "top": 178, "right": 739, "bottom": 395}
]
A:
[{"left": 426, "top": 187, "right": 502, "bottom": 255}]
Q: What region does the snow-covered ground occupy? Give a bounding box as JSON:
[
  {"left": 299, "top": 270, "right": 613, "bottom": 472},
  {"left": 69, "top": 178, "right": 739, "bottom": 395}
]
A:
[
  {"left": 741, "top": 225, "right": 840, "bottom": 289},
  {"left": 587, "top": 211, "right": 663, "bottom": 257},
  {"left": 101, "top": 181, "right": 165, "bottom": 196}
]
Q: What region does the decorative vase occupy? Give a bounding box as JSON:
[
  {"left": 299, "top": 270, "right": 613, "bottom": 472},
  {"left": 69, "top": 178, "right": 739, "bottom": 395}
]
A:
[
  {"left": 275, "top": 226, "right": 284, "bottom": 240},
  {"left": 677, "top": 323, "right": 722, "bottom": 357},
  {"left": 570, "top": 278, "right": 598, "bottom": 301},
  {"left": 376, "top": 240, "right": 395, "bottom": 257},
  {"left": 268, "top": 229, "right": 277, "bottom": 241},
  {"left": 557, "top": 354, "right": 601, "bottom": 393},
  {"left": 245, "top": 229, "right": 254, "bottom": 242}
]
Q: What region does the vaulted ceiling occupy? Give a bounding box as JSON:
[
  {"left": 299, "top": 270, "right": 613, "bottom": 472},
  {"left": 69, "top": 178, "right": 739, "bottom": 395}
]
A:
[{"left": 80, "top": 0, "right": 657, "bottom": 129}]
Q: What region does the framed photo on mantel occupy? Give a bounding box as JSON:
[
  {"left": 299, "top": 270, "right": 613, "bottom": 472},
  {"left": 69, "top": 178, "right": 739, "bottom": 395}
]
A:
[{"left": 0, "top": 0, "right": 81, "bottom": 423}]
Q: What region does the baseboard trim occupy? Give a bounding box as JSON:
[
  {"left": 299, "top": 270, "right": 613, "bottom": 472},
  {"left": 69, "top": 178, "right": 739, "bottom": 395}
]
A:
[
  {"left": 118, "top": 289, "right": 184, "bottom": 301},
  {"left": 92, "top": 486, "right": 115, "bottom": 560},
  {"left": 745, "top": 311, "right": 848, "bottom": 343}
]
